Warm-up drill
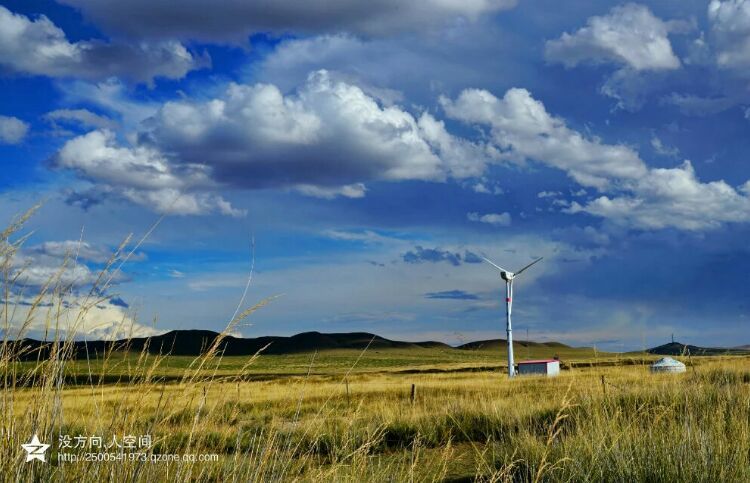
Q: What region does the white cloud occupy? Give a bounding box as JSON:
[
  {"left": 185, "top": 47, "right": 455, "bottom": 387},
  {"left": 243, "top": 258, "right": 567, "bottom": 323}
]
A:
[
  {"left": 322, "top": 229, "right": 400, "bottom": 244},
  {"left": 708, "top": 0, "right": 750, "bottom": 71},
  {"left": 472, "top": 183, "right": 491, "bottom": 194},
  {"left": 294, "top": 183, "right": 367, "bottom": 199},
  {"left": 50, "top": 69, "right": 750, "bottom": 231},
  {"left": 44, "top": 109, "right": 116, "bottom": 130},
  {"left": 467, "top": 211, "right": 511, "bottom": 226},
  {"left": 31, "top": 240, "right": 115, "bottom": 264},
  {"left": 441, "top": 87, "right": 647, "bottom": 189},
  {"left": 443, "top": 87, "right": 750, "bottom": 231},
  {"left": 544, "top": 4, "right": 683, "bottom": 110},
  {"left": 8, "top": 295, "right": 161, "bottom": 340},
  {"left": 650, "top": 135, "right": 679, "bottom": 158},
  {"left": 661, "top": 93, "right": 736, "bottom": 116},
  {"left": 58, "top": 79, "right": 160, "bottom": 128},
  {"left": 568, "top": 161, "right": 750, "bottom": 230},
  {"left": 5, "top": 239, "right": 141, "bottom": 290},
  {"left": 56, "top": 71, "right": 490, "bottom": 211},
  {"left": 144, "top": 70, "right": 486, "bottom": 187},
  {"left": 537, "top": 191, "right": 562, "bottom": 198},
  {"left": 545, "top": 4, "right": 680, "bottom": 71},
  {"left": 54, "top": 130, "right": 242, "bottom": 216},
  {"left": 0, "top": 6, "right": 207, "bottom": 83},
  {"left": 57, "top": 0, "right": 517, "bottom": 42},
  {"left": 15, "top": 262, "right": 98, "bottom": 289},
  {"left": 0, "top": 115, "right": 28, "bottom": 144},
  {"left": 654, "top": 1, "right": 750, "bottom": 115}
]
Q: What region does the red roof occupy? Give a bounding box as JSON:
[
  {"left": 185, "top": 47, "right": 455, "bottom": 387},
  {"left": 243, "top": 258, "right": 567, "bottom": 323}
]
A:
[{"left": 518, "top": 359, "right": 558, "bottom": 364}]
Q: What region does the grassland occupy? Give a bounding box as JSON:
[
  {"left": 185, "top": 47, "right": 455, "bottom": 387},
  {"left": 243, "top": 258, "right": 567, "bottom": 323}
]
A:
[
  {"left": 4, "top": 207, "right": 750, "bottom": 482},
  {"left": 14, "top": 341, "right": 622, "bottom": 382},
  {"left": 5, "top": 340, "right": 750, "bottom": 482}
]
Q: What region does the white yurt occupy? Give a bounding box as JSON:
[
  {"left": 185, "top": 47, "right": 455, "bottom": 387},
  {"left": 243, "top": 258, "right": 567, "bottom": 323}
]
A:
[{"left": 649, "top": 357, "right": 686, "bottom": 373}]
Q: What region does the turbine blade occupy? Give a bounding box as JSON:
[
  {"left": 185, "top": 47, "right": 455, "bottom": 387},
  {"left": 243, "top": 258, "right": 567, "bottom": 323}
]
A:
[
  {"left": 514, "top": 257, "right": 543, "bottom": 276},
  {"left": 481, "top": 256, "right": 510, "bottom": 273}
]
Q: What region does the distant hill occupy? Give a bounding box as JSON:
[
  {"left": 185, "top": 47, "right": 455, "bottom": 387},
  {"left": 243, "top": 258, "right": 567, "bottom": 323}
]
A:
[
  {"left": 647, "top": 341, "right": 749, "bottom": 356},
  {"left": 12, "top": 330, "right": 454, "bottom": 360},
  {"left": 458, "top": 339, "right": 572, "bottom": 351}
]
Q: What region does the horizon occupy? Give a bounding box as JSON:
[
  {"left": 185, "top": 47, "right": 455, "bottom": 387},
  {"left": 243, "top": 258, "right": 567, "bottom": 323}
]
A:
[
  {"left": 11, "top": 327, "right": 747, "bottom": 353},
  {"left": 2, "top": 0, "right": 750, "bottom": 352}
]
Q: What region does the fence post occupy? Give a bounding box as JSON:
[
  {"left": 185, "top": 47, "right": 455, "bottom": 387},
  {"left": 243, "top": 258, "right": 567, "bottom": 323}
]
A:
[
  {"left": 600, "top": 375, "right": 606, "bottom": 396},
  {"left": 410, "top": 383, "right": 416, "bottom": 404}
]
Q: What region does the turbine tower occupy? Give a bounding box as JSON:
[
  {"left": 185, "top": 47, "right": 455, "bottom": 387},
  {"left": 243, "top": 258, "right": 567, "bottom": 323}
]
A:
[{"left": 482, "top": 256, "right": 543, "bottom": 378}]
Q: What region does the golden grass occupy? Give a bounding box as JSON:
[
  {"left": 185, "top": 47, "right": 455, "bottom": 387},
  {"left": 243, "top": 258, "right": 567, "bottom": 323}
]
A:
[
  {"left": 3, "top": 209, "right": 750, "bottom": 482},
  {"left": 5, "top": 352, "right": 750, "bottom": 481}
]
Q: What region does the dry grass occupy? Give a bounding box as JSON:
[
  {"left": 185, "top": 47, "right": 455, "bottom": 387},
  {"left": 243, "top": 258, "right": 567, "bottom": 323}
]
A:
[{"left": 2, "top": 209, "right": 750, "bottom": 482}]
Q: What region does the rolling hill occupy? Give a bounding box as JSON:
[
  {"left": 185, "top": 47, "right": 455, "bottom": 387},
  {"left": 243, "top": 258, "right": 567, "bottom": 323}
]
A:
[
  {"left": 646, "top": 341, "right": 750, "bottom": 356},
  {"left": 458, "top": 339, "right": 572, "bottom": 351},
  {"left": 12, "top": 330, "right": 455, "bottom": 360}
]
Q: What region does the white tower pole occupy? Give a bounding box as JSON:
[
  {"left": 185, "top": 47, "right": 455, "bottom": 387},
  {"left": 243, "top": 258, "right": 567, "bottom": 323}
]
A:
[{"left": 506, "top": 279, "right": 515, "bottom": 378}]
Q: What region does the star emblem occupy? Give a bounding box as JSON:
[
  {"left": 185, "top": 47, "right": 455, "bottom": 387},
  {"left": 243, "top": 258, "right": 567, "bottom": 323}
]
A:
[{"left": 21, "top": 434, "right": 50, "bottom": 462}]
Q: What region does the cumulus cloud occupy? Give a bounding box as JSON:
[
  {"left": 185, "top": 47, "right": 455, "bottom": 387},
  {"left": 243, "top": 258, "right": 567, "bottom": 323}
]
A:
[
  {"left": 568, "top": 160, "right": 750, "bottom": 230},
  {"left": 30, "top": 240, "right": 116, "bottom": 264},
  {"left": 57, "top": 0, "right": 517, "bottom": 42},
  {"left": 544, "top": 4, "right": 683, "bottom": 110},
  {"left": 708, "top": 0, "right": 750, "bottom": 71},
  {"left": 545, "top": 4, "right": 680, "bottom": 71},
  {"left": 441, "top": 87, "right": 647, "bottom": 189},
  {"left": 54, "top": 130, "right": 243, "bottom": 216},
  {"left": 1, "top": 238, "right": 158, "bottom": 339},
  {"left": 0, "top": 115, "right": 28, "bottom": 144},
  {"left": 657, "top": 1, "right": 750, "bottom": 114},
  {"left": 6, "top": 239, "right": 139, "bottom": 290},
  {"left": 55, "top": 71, "right": 489, "bottom": 212},
  {"left": 7, "top": 294, "right": 160, "bottom": 340},
  {"left": 442, "top": 87, "right": 750, "bottom": 230},
  {"left": 51, "top": 67, "right": 750, "bottom": 231},
  {"left": 142, "top": 70, "right": 485, "bottom": 188},
  {"left": 58, "top": 79, "right": 160, "bottom": 129},
  {"left": 467, "top": 211, "right": 511, "bottom": 226},
  {"left": 0, "top": 6, "right": 207, "bottom": 83}
]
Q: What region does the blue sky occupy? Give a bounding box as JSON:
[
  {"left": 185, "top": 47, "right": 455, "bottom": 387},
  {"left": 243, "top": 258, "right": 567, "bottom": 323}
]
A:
[{"left": 1, "top": 0, "right": 749, "bottom": 349}]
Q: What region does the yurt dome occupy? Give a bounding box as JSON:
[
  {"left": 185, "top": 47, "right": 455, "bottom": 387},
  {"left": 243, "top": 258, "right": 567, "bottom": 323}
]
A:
[{"left": 650, "top": 357, "right": 686, "bottom": 373}]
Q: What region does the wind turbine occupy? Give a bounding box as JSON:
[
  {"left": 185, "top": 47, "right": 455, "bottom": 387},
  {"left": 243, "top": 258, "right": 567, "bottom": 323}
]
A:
[{"left": 482, "top": 256, "right": 543, "bottom": 378}]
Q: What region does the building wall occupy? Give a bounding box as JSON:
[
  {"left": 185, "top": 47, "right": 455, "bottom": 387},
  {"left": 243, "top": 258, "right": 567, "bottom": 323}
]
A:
[{"left": 518, "top": 361, "right": 560, "bottom": 376}]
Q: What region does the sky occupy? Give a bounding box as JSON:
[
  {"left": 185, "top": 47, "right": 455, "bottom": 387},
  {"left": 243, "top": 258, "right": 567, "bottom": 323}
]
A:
[{"left": 0, "top": 0, "right": 749, "bottom": 350}]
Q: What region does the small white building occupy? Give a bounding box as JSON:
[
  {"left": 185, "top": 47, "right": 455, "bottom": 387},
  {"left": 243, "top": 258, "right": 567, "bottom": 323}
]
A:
[
  {"left": 650, "top": 357, "right": 686, "bottom": 373},
  {"left": 517, "top": 359, "right": 560, "bottom": 377}
]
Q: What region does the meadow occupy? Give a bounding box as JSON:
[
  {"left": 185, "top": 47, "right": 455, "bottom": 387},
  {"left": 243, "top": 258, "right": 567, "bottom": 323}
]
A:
[
  {"left": 4, "top": 340, "right": 750, "bottom": 482},
  {"left": 3, "top": 208, "right": 750, "bottom": 482}
]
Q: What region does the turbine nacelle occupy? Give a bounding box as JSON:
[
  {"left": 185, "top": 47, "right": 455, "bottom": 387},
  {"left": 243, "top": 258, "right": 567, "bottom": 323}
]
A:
[{"left": 481, "top": 256, "right": 542, "bottom": 281}]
